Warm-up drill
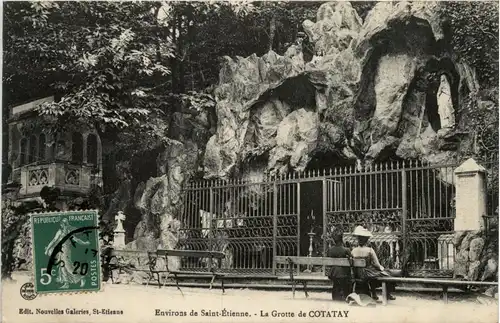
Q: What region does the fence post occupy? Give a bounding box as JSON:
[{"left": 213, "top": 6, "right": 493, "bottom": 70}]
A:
[
  {"left": 322, "top": 178, "right": 327, "bottom": 273},
  {"left": 208, "top": 187, "right": 213, "bottom": 272},
  {"left": 272, "top": 183, "right": 278, "bottom": 275},
  {"left": 401, "top": 169, "right": 408, "bottom": 276},
  {"left": 296, "top": 182, "right": 301, "bottom": 273}
]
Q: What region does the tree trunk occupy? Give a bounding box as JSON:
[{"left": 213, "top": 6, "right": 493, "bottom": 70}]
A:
[
  {"left": 269, "top": 14, "right": 276, "bottom": 52},
  {"left": 177, "top": 14, "right": 185, "bottom": 94},
  {"left": 153, "top": 4, "right": 162, "bottom": 62},
  {"left": 170, "top": 13, "right": 178, "bottom": 94}
]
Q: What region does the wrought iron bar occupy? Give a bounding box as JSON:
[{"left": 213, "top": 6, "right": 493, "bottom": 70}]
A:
[
  {"left": 208, "top": 187, "right": 214, "bottom": 272},
  {"left": 322, "top": 178, "right": 327, "bottom": 273},
  {"left": 272, "top": 183, "right": 277, "bottom": 275},
  {"left": 401, "top": 169, "right": 408, "bottom": 276}
]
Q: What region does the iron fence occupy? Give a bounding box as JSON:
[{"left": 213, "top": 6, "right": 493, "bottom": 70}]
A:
[
  {"left": 177, "top": 180, "right": 299, "bottom": 274},
  {"left": 176, "top": 158, "right": 497, "bottom": 278},
  {"left": 483, "top": 153, "right": 499, "bottom": 222}
]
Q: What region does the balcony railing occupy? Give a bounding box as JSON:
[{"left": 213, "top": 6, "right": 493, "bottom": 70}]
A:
[{"left": 19, "top": 162, "right": 96, "bottom": 196}]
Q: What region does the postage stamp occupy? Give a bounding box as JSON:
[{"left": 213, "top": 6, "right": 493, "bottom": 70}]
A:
[{"left": 30, "top": 210, "right": 101, "bottom": 294}]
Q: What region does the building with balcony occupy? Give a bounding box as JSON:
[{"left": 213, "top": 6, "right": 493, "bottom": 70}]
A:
[{"left": 7, "top": 96, "right": 103, "bottom": 207}]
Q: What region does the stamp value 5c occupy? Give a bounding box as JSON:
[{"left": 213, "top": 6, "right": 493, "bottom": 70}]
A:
[{"left": 30, "top": 210, "right": 101, "bottom": 294}]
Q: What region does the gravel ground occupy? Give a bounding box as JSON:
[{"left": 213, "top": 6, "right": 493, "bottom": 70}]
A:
[{"left": 2, "top": 271, "right": 498, "bottom": 323}]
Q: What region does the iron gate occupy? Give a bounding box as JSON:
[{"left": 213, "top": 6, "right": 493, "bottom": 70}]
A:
[
  {"left": 323, "top": 162, "right": 457, "bottom": 277},
  {"left": 323, "top": 168, "right": 405, "bottom": 272},
  {"left": 177, "top": 180, "right": 299, "bottom": 274},
  {"left": 177, "top": 159, "right": 495, "bottom": 277}
]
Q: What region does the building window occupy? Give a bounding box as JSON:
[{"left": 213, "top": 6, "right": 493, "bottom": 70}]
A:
[
  {"left": 29, "top": 135, "right": 37, "bottom": 164},
  {"left": 87, "top": 134, "right": 98, "bottom": 165},
  {"left": 20, "top": 138, "right": 27, "bottom": 166},
  {"left": 39, "top": 134, "right": 46, "bottom": 161},
  {"left": 71, "top": 132, "right": 84, "bottom": 163}
]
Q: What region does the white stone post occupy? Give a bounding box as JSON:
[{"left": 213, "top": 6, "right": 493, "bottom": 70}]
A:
[
  {"left": 113, "top": 211, "right": 126, "bottom": 249},
  {"left": 454, "top": 158, "right": 487, "bottom": 231}
]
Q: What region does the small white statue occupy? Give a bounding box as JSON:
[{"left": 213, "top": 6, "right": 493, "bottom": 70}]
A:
[
  {"left": 113, "top": 211, "right": 126, "bottom": 249},
  {"left": 437, "top": 74, "right": 455, "bottom": 130},
  {"left": 115, "top": 211, "right": 126, "bottom": 232}
]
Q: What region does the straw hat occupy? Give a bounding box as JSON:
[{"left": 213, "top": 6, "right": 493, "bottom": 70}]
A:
[{"left": 352, "top": 226, "right": 372, "bottom": 237}]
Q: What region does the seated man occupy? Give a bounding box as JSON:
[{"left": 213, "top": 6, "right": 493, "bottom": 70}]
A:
[{"left": 326, "top": 232, "right": 353, "bottom": 301}]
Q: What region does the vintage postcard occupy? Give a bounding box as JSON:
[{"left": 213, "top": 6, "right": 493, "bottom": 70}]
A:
[{"left": 1, "top": 1, "right": 499, "bottom": 323}]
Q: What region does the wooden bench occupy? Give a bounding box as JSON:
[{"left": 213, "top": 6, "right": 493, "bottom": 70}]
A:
[
  {"left": 378, "top": 277, "right": 498, "bottom": 305},
  {"left": 275, "top": 256, "right": 366, "bottom": 298},
  {"left": 155, "top": 249, "right": 227, "bottom": 294}
]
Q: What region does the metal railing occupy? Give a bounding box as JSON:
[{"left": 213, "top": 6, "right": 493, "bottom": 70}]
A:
[{"left": 177, "top": 158, "right": 497, "bottom": 277}]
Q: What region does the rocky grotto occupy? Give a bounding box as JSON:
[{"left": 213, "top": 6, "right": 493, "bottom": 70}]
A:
[
  {"left": 27, "top": 2, "right": 489, "bottom": 282},
  {"left": 205, "top": 1, "right": 478, "bottom": 180}
]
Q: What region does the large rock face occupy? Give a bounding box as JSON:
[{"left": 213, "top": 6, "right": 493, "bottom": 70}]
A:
[
  {"left": 453, "top": 230, "right": 498, "bottom": 281},
  {"left": 268, "top": 109, "right": 319, "bottom": 174},
  {"left": 126, "top": 1, "right": 493, "bottom": 257},
  {"left": 203, "top": 1, "right": 482, "bottom": 179},
  {"left": 129, "top": 103, "right": 214, "bottom": 251}
]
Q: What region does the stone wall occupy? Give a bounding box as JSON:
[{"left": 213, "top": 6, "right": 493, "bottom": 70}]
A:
[{"left": 453, "top": 230, "right": 498, "bottom": 282}]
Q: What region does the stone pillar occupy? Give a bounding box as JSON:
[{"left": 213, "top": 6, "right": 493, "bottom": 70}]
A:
[
  {"left": 113, "top": 211, "right": 126, "bottom": 249},
  {"left": 454, "top": 158, "right": 487, "bottom": 231}
]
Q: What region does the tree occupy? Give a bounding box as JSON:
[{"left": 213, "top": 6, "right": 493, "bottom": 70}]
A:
[
  {"left": 4, "top": 2, "right": 175, "bottom": 143},
  {"left": 439, "top": 2, "right": 499, "bottom": 157},
  {"left": 3, "top": 1, "right": 377, "bottom": 197},
  {"left": 439, "top": 2, "right": 499, "bottom": 210},
  {"left": 439, "top": 1, "right": 499, "bottom": 87},
  {"left": 3, "top": 1, "right": 326, "bottom": 142}
]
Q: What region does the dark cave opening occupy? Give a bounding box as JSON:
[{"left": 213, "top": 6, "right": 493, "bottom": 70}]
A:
[
  {"left": 243, "top": 74, "right": 317, "bottom": 161},
  {"left": 273, "top": 75, "right": 317, "bottom": 111},
  {"left": 425, "top": 87, "right": 442, "bottom": 133},
  {"left": 306, "top": 150, "right": 356, "bottom": 172}
]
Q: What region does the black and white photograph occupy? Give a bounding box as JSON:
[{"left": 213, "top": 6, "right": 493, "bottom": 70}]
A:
[{"left": 1, "top": 1, "right": 499, "bottom": 322}]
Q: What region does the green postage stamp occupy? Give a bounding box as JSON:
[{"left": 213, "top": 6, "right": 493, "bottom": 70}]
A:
[{"left": 31, "top": 210, "right": 101, "bottom": 294}]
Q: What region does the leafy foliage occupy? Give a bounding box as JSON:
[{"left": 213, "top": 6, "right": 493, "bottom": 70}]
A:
[
  {"left": 4, "top": 2, "right": 174, "bottom": 135},
  {"left": 439, "top": 1, "right": 499, "bottom": 87},
  {"left": 3, "top": 2, "right": 194, "bottom": 203},
  {"left": 5, "top": 1, "right": 497, "bottom": 220},
  {"left": 439, "top": 2, "right": 499, "bottom": 204},
  {"left": 159, "top": 1, "right": 322, "bottom": 92},
  {"left": 3, "top": 1, "right": 324, "bottom": 180},
  {"left": 460, "top": 89, "right": 499, "bottom": 200},
  {"left": 1, "top": 194, "right": 42, "bottom": 278},
  {"left": 3, "top": 1, "right": 355, "bottom": 156}
]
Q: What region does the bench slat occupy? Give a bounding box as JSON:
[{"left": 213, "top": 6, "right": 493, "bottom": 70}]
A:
[
  {"left": 111, "top": 250, "right": 150, "bottom": 258},
  {"left": 170, "top": 271, "right": 226, "bottom": 276},
  {"left": 275, "top": 256, "right": 365, "bottom": 267},
  {"left": 277, "top": 275, "right": 329, "bottom": 281},
  {"left": 377, "top": 277, "right": 498, "bottom": 286},
  {"left": 157, "top": 249, "right": 225, "bottom": 259}
]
